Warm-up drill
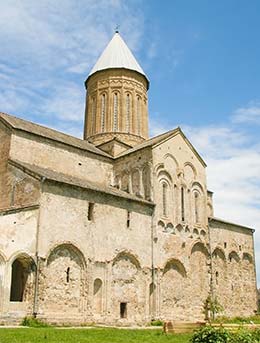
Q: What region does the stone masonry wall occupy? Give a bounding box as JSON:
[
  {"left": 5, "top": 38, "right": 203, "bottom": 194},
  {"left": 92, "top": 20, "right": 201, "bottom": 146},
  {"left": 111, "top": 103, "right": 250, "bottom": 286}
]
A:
[
  {"left": 113, "top": 147, "right": 153, "bottom": 200},
  {"left": 0, "top": 207, "right": 38, "bottom": 315},
  {"left": 34, "top": 182, "right": 153, "bottom": 324},
  {"left": 9, "top": 132, "right": 113, "bottom": 186},
  {"left": 150, "top": 133, "right": 210, "bottom": 321},
  {"left": 210, "top": 219, "right": 257, "bottom": 317}
]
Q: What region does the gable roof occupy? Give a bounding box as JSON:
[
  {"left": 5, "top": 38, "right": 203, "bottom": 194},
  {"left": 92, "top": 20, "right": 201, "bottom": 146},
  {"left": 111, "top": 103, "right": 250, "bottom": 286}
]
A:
[
  {"left": 9, "top": 159, "right": 154, "bottom": 207},
  {"left": 0, "top": 112, "right": 111, "bottom": 159},
  {"left": 116, "top": 128, "right": 179, "bottom": 158},
  {"left": 115, "top": 127, "right": 207, "bottom": 167},
  {"left": 88, "top": 32, "right": 148, "bottom": 84},
  {"left": 97, "top": 137, "right": 133, "bottom": 150}
]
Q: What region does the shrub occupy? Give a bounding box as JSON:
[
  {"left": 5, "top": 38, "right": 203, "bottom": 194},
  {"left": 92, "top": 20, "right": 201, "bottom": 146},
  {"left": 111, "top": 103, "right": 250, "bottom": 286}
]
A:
[
  {"left": 150, "top": 319, "right": 164, "bottom": 326},
  {"left": 191, "top": 326, "right": 230, "bottom": 343},
  {"left": 252, "top": 329, "right": 260, "bottom": 342},
  {"left": 230, "top": 329, "right": 259, "bottom": 343},
  {"left": 21, "top": 316, "right": 50, "bottom": 327},
  {"left": 191, "top": 326, "right": 260, "bottom": 343}
]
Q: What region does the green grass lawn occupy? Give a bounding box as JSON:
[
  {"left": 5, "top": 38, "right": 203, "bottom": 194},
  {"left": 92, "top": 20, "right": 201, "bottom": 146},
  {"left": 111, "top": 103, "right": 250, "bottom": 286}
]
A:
[{"left": 0, "top": 328, "right": 191, "bottom": 343}]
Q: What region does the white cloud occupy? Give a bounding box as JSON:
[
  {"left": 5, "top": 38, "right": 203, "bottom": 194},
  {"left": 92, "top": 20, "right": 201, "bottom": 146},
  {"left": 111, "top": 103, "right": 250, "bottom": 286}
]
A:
[
  {"left": 186, "top": 124, "right": 260, "bottom": 283},
  {"left": 0, "top": 0, "right": 145, "bottom": 128},
  {"left": 184, "top": 125, "right": 260, "bottom": 226},
  {"left": 232, "top": 101, "right": 260, "bottom": 125},
  {"left": 38, "top": 81, "right": 85, "bottom": 122}
]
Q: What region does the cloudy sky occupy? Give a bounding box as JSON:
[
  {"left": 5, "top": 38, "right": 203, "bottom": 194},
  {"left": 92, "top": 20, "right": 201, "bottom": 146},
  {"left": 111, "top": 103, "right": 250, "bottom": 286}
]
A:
[{"left": 1, "top": 1, "right": 260, "bottom": 283}]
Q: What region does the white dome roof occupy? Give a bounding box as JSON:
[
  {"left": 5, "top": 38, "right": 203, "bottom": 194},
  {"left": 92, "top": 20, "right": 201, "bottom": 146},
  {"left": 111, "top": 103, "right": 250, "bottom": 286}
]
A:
[{"left": 88, "top": 32, "right": 147, "bottom": 80}]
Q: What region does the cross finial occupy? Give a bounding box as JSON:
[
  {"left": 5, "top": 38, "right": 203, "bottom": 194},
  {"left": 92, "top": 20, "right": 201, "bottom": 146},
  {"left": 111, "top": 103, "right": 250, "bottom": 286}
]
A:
[{"left": 115, "top": 25, "right": 120, "bottom": 33}]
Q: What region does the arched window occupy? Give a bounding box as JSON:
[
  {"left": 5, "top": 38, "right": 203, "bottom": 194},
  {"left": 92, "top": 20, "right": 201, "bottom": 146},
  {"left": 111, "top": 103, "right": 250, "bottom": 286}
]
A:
[
  {"left": 91, "top": 97, "right": 96, "bottom": 135},
  {"left": 126, "top": 93, "right": 131, "bottom": 133},
  {"left": 101, "top": 94, "right": 106, "bottom": 133},
  {"left": 162, "top": 182, "right": 168, "bottom": 216},
  {"left": 93, "top": 278, "right": 103, "bottom": 314},
  {"left": 113, "top": 92, "right": 118, "bottom": 131},
  {"left": 136, "top": 96, "right": 141, "bottom": 135},
  {"left": 181, "top": 187, "right": 185, "bottom": 221},
  {"left": 194, "top": 191, "right": 199, "bottom": 223}
]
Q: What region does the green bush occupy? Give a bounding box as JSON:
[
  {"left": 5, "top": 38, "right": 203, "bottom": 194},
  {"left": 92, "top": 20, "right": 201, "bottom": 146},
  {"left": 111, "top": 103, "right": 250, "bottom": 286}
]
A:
[
  {"left": 191, "top": 326, "right": 230, "bottom": 343},
  {"left": 230, "top": 328, "right": 260, "bottom": 343},
  {"left": 191, "top": 326, "right": 260, "bottom": 343},
  {"left": 252, "top": 329, "right": 260, "bottom": 342},
  {"left": 150, "top": 319, "right": 163, "bottom": 326},
  {"left": 21, "top": 316, "right": 50, "bottom": 327}
]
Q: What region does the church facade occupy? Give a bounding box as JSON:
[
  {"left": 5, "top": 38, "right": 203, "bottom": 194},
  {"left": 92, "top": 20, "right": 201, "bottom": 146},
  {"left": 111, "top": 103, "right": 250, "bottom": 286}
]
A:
[{"left": 0, "top": 32, "right": 257, "bottom": 325}]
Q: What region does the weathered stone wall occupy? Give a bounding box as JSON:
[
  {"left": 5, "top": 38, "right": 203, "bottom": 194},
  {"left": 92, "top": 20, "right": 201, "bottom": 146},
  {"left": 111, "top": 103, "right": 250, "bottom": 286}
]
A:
[
  {"left": 6, "top": 165, "right": 41, "bottom": 210},
  {"left": 210, "top": 219, "right": 257, "bottom": 317},
  {"left": 9, "top": 132, "right": 113, "bottom": 186},
  {"left": 150, "top": 133, "right": 210, "bottom": 321},
  {"left": 34, "top": 182, "right": 153, "bottom": 324},
  {"left": 0, "top": 122, "right": 12, "bottom": 210},
  {"left": 113, "top": 147, "right": 153, "bottom": 200},
  {"left": 0, "top": 207, "right": 38, "bottom": 315},
  {"left": 0, "top": 124, "right": 257, "bottom": 325}
]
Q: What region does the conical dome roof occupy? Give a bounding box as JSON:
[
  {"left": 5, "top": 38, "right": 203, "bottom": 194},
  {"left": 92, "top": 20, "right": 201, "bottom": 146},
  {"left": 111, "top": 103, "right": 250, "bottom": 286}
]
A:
[{"left": 88, "top": 32, "right": 148, "bottom": 82}]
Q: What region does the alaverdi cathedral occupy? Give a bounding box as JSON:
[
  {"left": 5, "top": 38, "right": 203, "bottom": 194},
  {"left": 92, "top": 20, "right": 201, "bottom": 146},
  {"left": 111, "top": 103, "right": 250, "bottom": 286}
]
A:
[{"left": 0, "top": 32, "right": 257, "bottom": 325}]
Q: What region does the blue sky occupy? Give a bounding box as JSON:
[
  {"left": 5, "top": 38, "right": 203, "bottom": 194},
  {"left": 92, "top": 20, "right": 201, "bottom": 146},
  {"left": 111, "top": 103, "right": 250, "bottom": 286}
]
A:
[{"left": 1, "top": 1, "right": 260, "bottom": 284}]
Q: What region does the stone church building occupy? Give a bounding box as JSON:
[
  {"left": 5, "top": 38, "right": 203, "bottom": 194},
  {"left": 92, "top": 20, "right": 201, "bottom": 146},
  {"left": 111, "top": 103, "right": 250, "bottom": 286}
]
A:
[{"left": 0, "top": 32, "right": 258, "bottom": 325}]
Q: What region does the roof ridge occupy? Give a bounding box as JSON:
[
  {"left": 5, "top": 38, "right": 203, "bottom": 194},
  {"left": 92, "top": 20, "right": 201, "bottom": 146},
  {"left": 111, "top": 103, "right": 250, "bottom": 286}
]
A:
[
  {"left": 115, "top": 127, "right": 179, "bottom": 158},
  {"left": 9, "top": 159, "right": 154, "bottom": 206},
  {"left": 0, "top": 112, "right": 112, "bottom": 159},
  {"left": 0, "top": 111, "right": 81, "bottom": 140}
]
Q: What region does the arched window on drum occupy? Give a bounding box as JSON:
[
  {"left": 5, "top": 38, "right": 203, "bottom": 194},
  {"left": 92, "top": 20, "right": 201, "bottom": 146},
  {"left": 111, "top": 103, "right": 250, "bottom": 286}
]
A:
[
  {"left": 100, "top": 93, "right": 106, "bottom": 133},
  {"left": 126, "top": 93, "right": 131, "bottom": 133},
  {"left": 113, "top": 92, "right": 119, "bottom": 132}
]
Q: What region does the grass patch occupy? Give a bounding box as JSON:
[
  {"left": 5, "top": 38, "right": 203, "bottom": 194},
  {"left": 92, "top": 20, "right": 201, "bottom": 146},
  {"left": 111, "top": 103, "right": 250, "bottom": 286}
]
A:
[{"left": 0, "top": 327, "right": 191, "bottom": 343}]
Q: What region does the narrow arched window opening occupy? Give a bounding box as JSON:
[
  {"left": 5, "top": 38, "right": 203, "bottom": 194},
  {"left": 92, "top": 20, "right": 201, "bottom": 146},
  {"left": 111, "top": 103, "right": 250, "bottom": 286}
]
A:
[
  {"left": 215, "top": 271, "right": 219, "bottom": 285},
  {"left": 136, "top": 96, "right": 141, "bottom": 135},
  {"left": 91, "top": 97, "right": 96, "bottom": 135},
  {"left": 66, "top": 267, "right": 70, "bottom": 283},
  {"left": 93, "top": 278, "right": 103, "bottom": 314},
  {"left": 126, "top": 93, "right": 131, "bottom": 133},
  {"left": 194, "top": 192, "right": 199, "bottom": 223},
  {"left": 181, "top": 187, "right": 185, "bottom": 222},
  {"left": 113, "top": 92, "right": 118, "bottom": 131},
  {"left": 101, "top": 94, "right": 106, "bottom": 133},
  {"left": 162, "top": 182, "right": 168, "bottom": 217},
  {"left": 88, "top": 202, "right": 95, "bottom": 221},
  {"left": 127, "top": 210, "right": 131, "bottom": 228}
]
